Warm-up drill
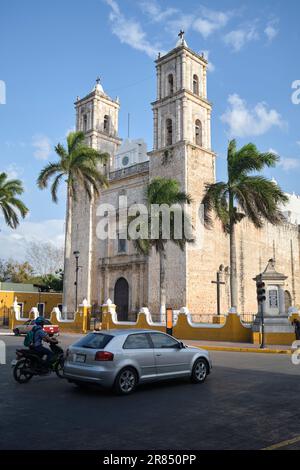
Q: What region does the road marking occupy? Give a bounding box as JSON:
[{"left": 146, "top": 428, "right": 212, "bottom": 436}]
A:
[{"left": 262, "top": 435, "right": 300, "bottom": 450}]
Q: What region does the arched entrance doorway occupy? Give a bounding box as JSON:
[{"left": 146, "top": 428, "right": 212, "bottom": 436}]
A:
[{"left": 114, "top": 277, "right": 129, "bottom": 321}]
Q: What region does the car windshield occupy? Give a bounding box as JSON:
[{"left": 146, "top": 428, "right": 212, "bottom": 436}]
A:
[{"left": 73, "top": 333, "right": 113, "bottom": 349}]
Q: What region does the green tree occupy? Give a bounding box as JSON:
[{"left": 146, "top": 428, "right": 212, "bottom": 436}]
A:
[
  {"left": 37, "top": 131, "right": 109, "bottom": 299},
  {"left": 128, "top": 177, "right": 192, "bottom": 319},
  {"left": 0, "top": 259, "right": 34, "bottom": 283},
  {"left": 0, "top": 172, "right": 28, "bottom": 228},
  {"left": 202, "top": 139, "right": 288, "bottom": 310}
]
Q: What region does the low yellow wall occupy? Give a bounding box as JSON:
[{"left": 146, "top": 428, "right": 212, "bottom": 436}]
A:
[
  {"left": 253, "top": 332, "right": 295, "bottom": 346},
  {"left": 102, "top": 311, "right": 253, "bottom": 343},
  {"left": 9, "top": 304, "right": 90, "bottom": 334}
]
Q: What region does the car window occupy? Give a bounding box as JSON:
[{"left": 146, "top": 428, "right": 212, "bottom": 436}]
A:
[
  {"left": 150, "top": 333, "right": 179, "bottom": 349},
  {"left": 123, "top": 333, "right": 152, "bottom": 349},
  {"left": 24, "top": 320, "right": 30, "bottom": 325},
  {"left": 29, "top": 320, "right": 35, "bottom": 325},
  {"left": 74, "top": 333, "right": 113, "bottom": 349},
  {"left": 44, "top": 320, "right": 51, "bottom": 325}
]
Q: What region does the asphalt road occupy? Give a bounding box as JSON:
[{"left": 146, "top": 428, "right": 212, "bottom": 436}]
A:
[{"left": 1, "top": 333, "right": 300, "bottom": 450}]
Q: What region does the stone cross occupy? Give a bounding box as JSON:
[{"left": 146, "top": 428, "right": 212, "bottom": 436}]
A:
[
  {"left": 211, "top": 271, "right": 225, "bottom": 316},
  {"left": 178, "top": 30, "right": 185, "bottom": 40}
]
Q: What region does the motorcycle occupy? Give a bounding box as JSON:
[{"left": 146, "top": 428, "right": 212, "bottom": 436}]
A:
[{"left": 12, "top": 340, "right": 65, "bottom": 383}]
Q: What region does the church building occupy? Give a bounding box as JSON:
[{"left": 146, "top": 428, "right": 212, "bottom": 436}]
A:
[{"left": 64, "top": 34, "right": 300, "bottom": 320}]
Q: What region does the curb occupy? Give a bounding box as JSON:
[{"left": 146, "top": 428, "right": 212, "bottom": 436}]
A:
[{"left": 191, "top": 345, "right": 291, "bottom": 354}]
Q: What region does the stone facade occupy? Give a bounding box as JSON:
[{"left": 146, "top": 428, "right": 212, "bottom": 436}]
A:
[{"left": 64, "top": 37, "right": 300, "bottom": 320}]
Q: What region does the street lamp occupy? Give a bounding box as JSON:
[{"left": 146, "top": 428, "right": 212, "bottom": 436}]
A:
[{"left": 73, "top": 251, "right": 80, "bottom": 312}]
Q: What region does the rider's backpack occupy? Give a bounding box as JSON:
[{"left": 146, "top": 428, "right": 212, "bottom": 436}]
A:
[{"left": 24, "top": 327, "right": 36, "bottom": 347}]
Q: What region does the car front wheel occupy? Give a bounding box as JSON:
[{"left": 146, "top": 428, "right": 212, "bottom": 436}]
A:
[
  {"left": 191, "top": 358, "right": 209, "bottom": 384},
  {"left": 114, "top": 367, "right": 138, "bottom": 395},
  {"left": 13, "top": 328, "right": 20, "bottom": 336}
]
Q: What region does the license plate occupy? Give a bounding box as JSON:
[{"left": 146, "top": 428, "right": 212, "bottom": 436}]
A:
[
  {"left": 75, "top": 354, "right": 86, "bottom": 363},
  {"left": 11, "top": 360, "right": 17, "bottom": 367}
]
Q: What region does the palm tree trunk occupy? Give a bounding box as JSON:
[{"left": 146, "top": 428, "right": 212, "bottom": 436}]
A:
[
  {"left": 229, "top": 221, "right": 238, "bottom": 310},
  {"left": 63, "top": 185, "right": 73, "bottom": 312},
  {"left": 159, "top": 249, "right": 167, "bottom": 322}
]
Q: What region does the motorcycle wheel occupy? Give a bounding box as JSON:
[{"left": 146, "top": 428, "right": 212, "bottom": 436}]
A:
[
  {"left": 55, "top": 357, "right": 65, "bottom": 379},
  {"left": 13, "top": 358, "right": 34, "bottom": 384}
]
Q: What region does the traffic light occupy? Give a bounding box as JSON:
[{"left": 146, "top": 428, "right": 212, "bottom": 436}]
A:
[{"left": 256, "top": 279, "right": 266, "bottom": 302}]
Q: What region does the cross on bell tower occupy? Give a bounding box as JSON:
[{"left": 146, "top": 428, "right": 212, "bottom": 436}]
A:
[{"left": 178, "top": 29, "right": 185, "bottom": 40}]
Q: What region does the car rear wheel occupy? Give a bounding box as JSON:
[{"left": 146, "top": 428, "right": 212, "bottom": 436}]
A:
[
  {"left": 191, "top": 358, "right": 208, "bottom": 384},
  {"left": 13, "top": 358, "right": 33, "bottom": 384},
  {"left": 114, "top": 367, "right": 138, "bottom": 395}
]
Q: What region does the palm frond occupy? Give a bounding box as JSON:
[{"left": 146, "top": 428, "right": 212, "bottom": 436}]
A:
[{"left": 37, "top": 162, "right": 63, "bottom": 188}]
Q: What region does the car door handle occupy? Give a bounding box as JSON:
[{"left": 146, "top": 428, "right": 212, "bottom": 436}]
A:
[{"left": 155, "top": 353, "right": 162, "bottom": 356}]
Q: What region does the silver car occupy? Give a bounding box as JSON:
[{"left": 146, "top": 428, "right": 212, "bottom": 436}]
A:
[{"left": 63, "top": 329, "right": 212, "bottom": 395}]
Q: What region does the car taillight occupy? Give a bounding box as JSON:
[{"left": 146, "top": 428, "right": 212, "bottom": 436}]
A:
[{"left": 94, "top": 351, "right": 114, "bottom": 361}]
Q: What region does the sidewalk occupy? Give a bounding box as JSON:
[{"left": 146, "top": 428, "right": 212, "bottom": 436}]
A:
[{"left": 183, "top": 339, "right": 292, "bottom": 354}]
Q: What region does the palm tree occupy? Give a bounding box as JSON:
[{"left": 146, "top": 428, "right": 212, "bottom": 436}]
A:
[
  {"left": 0, "top": 172, "right": 28, "bottom": 228},
  {"left": 37, "top": 131, "right": 109, "bottom": 304},
  {"left": 202, "top": 139, "right": 288, "bottom": 310},
  {"left": 128, "top": 177, "right": 192, "bottom": 319}
]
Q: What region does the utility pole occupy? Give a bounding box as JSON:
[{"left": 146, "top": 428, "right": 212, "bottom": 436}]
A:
[{"left": 211, "top": 271, "right": 225, "bottom": 316}]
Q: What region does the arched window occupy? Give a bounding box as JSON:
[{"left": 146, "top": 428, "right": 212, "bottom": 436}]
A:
[
  {"left": 195, "top": 119, "right": 202, "bottom": 146},
  {"left": 103, "top": 115, "right": 110, "bottom": 133},
  {"left": 83, "top": 114, "right": 88, "bottom": 132},
  {"left": 193, "top": 74, "right": 199, "bottom": 95},
  {"left": 168, "top": 74, "right": 174, "bottom": 95},
  {"left": 166, "top": 118, "right": 173, "bottom": 146}
]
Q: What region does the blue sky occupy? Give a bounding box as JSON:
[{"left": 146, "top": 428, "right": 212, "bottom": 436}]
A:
[{"left": 0, "top": 0, "right": 300, "bottom": 259}]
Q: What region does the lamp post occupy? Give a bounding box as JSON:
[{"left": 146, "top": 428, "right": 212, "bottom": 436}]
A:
[{"left": 73, "top": 251, "right": 80, "bottom": 312}]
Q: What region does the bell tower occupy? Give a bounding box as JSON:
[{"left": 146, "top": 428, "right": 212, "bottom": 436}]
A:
[
  {"left": 152, "top": 31, "right": 212, "bottom": 154},
  {"left": 75, "top": 78, "right": 122, "bottom": 171},
  {"left": 148, "top": 32, "right": 216, "bottom": 313},
  {"left": 64, "top": 80, "right": 122, "bottom": 311}
]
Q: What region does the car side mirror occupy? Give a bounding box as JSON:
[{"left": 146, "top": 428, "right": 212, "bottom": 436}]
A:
[{"left": 178, "top": 341, "right": 185, "bottom": 349}]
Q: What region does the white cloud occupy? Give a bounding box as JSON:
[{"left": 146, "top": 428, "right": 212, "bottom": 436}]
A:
[
  {"left": 139, "top": 0, "right": 178, "bottom": 23},
  {"left": 264, "top": 20, "right": 279, "bottom": 42},
  {"left": 267, "top": 149, "right": 299, "bottom": 172},
  {"left": 5, "top": 163, "right": 24, "bottom": 180},
  {"left": 104, "top": 0, "right": 162, "bottom": 58},
  {"left": 221, "top": 94, "right": 285, "bottom": 137},
  {"left": 296, "top": 141, "right": 300, "bottom": 146},
  {"left": 164, "top": 14, "right": 194, "bottom": 36},
  {"left": 202, "top": 50, "right": 215, "bottom": 72},
  {"left": 278, "top": 158, "right": 300, "bottom": 171},
  {"left": 0, "top": 218, "right": 64, "bottom": 261},
  {"left": 32, "top": 134, "right": 52, "bottom": 160},
  {"left": 224, "top": 25, "right": 259, "bottom": 51},
  {"left": 193, "top": 7, "right": 232, "bottom": 39}
]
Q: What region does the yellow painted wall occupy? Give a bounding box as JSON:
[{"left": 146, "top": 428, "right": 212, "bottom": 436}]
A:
[
  {"left": 0, "top": 290, "right": 62, "bottom": 320},
  {"left": 101, "top": 312, "right": 253, "bottom": 343}
]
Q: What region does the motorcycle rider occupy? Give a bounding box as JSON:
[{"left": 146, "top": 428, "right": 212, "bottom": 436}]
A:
[{"left": 31, "top": 316, "right": 57, "bottom": 366}]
